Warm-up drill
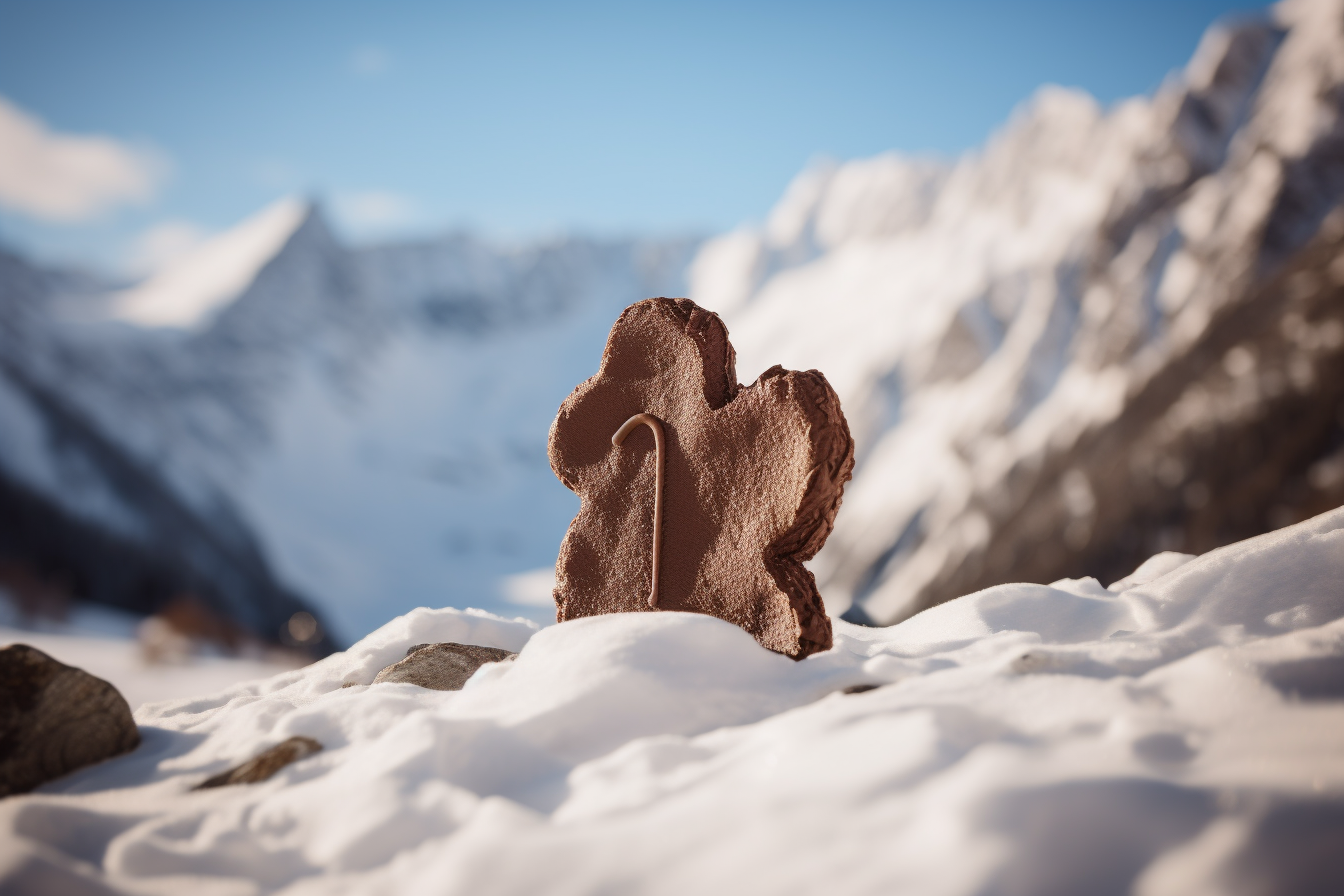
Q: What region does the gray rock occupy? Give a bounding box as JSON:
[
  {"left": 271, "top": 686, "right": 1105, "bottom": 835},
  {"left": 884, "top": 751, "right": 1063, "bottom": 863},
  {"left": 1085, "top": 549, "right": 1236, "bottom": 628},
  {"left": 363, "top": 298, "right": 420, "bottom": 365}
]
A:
[
  {"left": 195, "top": 736, "right": 323, "bottom": 789},
  {"left": 372, "top": 642, "right": 516, "bottom": 691},
  {"left": 0, "top": 644, "right": 140, "bottom": 798}
]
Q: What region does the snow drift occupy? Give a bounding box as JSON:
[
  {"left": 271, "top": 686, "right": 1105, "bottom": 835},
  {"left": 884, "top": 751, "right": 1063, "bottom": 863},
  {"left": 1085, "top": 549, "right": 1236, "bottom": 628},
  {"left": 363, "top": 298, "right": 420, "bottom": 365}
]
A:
[{"left": 4, "top": 506, "right": 1342, "bottom": 893}]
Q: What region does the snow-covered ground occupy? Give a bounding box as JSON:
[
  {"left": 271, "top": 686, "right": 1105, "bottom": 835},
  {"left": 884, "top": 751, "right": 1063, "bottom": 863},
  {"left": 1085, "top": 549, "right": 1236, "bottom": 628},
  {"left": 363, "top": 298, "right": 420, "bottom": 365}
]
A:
[
  {"left": 0, "top": 600, "right": 300, "bottom": 710},
  {"left": 0, "top": 628, "right": 297, "bottom": 711},
  {"left": 6, "top": 507, "right": 1342, "bottom": 894},
  {"left": 3, "top": 2, "right": 1341, "bottom": 886}
]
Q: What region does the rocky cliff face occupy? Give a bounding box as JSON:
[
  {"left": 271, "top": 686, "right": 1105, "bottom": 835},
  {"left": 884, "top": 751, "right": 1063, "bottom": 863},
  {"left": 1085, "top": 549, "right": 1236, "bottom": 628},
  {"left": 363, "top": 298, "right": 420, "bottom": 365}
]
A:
[
  {"left": 695, "top": 0, "right": 1344, "bottom": 624},
  {"left": 926, "top": 213, "right": 1344, "bottom": 619}
]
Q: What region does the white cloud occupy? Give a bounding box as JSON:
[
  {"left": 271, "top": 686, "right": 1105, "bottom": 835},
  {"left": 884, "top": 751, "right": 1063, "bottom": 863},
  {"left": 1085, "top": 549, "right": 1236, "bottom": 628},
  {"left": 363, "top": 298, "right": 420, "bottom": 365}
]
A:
[
  {"left": 0, "top": 95, "right": 164, "bottom": 222},
  {"left": 500, "top": 568, "right": 557, "bottom": 607},
  {"left": 351, "top": 45, "right": 390, "bottom": 76},
  {"left": 331, "top": 190, "right": 418, "bottom": 234},
  {"left": 127, "top": 219, "right": 210, "bottom": 277}
]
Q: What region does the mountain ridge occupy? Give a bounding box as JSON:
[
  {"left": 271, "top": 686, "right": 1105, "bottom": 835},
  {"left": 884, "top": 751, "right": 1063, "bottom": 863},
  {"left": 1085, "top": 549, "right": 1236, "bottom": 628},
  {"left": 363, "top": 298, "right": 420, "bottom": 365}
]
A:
[
  {"left": 694, "top": 0, "right": 1344, "bottom": 624},
  {"left": 4, "top": 0, "right": 1341, "bottom": 641},
  {"left": 0, "top": 207, "right": 699, "bottom": 642}
]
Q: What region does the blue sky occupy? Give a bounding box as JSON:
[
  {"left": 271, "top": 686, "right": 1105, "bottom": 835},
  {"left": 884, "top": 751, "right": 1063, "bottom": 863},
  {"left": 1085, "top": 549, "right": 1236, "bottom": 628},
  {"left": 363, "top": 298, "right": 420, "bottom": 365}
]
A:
[{"left": 0, "top": 0, "right": 1259, "bottom": 273}]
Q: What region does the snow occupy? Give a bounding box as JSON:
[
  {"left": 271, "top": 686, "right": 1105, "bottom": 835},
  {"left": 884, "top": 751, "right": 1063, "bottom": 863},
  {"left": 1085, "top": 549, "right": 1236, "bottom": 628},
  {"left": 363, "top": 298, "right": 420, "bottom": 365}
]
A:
[
  {"left": 1, "top": 204, "right": 694, "bottom": 644},
  {"left": 227, "top": 295, "right": 613, "bottom": 640},
  {"left": 199, "top": 230, "right": 696, "bottom": 642},
  {"left": 3, "top": 4, "right": 1341, "bottom": 886},
  {"left": 0, "top": 599, "right": 302, "bottom": 711},
  {"left": 2, "top": 1, "right": 1337, "bottom": 654},
  {"left": 690, "top": 85, "right": 1156, "bottom": 621},
  {"left": 113, "top": 197, "right": 308, "bottom": 328},
  {"left": 689, "top": 0, "right": 1344, "bottom": 624},
  {"left": 0, "top": 367, "right": 151, "bottom": 542},
  {"left": 0, "top": 627, "right": 298, "bottom": 712},
  {"left": 5, "top": 508, "right": 1342, "bottom": 894}
]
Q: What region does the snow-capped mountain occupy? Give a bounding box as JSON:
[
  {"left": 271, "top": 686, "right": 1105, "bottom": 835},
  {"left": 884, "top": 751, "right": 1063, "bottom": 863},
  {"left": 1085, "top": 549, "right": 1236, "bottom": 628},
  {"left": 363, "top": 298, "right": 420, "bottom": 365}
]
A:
[
  {"left": 5, "top": 0, "right": 1341, "bottom": 647},
  {"left": 0, "top": 243, "right": 327, "bottom": 649},
  {"left": 695, "top": 0, "right": 1344, "bottom": 624},
  {"left": 219, "top": 220, "right": 696, "bottom": 642},
  {"left": 0, "top": 205, "right": 696, "bottom": 644}
]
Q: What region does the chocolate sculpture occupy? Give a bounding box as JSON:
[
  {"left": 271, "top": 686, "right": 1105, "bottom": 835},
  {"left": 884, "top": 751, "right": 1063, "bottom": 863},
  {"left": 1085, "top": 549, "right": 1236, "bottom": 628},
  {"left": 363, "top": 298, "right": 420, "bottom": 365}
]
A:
[{"left": 548, "top": 298, "right": 854, "bottom": 659}]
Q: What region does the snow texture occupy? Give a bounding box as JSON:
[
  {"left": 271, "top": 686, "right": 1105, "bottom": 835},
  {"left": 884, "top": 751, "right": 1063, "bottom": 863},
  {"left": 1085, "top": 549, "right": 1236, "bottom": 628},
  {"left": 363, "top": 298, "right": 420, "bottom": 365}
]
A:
[{"left": 4, "top": 508, "right": 1343, "bottom": 894}]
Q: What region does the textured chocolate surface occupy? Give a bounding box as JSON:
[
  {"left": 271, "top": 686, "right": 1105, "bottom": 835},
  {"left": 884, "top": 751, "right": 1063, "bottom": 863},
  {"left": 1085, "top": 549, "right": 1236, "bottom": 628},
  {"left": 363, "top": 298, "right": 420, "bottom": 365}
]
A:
[{"left": 549, "top": 297, "right": 854, "bottom": 658}]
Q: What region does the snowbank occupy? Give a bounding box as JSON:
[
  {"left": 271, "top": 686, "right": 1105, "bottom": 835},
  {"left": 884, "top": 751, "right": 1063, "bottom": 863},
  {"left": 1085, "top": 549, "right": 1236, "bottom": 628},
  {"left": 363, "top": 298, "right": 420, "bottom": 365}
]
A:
[{"left": 4, "top": 509, "right": 1343, "bottom": 894}]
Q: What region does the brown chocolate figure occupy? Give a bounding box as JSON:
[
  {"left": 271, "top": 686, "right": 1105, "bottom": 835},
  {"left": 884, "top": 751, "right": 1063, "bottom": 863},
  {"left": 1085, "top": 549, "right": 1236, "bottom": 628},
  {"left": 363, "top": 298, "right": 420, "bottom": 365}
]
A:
[{"left": 548, "top": 298, "right": 854, "bottom": 659}]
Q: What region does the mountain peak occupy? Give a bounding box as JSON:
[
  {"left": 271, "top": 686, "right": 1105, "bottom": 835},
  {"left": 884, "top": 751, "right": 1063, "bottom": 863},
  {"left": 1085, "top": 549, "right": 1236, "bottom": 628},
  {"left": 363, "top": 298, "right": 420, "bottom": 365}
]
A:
[{"left": 112, "top": 197, "right": 313, "bottom": 329}]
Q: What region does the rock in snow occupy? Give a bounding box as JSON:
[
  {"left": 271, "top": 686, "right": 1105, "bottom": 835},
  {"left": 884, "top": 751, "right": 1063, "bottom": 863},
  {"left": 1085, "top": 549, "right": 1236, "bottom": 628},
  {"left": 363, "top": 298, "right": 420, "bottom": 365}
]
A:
[
  {"left": 1, "top": 508, "right": 1342, "bottom": 892},
  {"left": 372, "top": 642, "right": 516, "bottom": 691},
  {"left": 194, "top": 736, "right": 323, "bottom": 789},
  {"left": 0, "top": 644, "right": 139, "bottom": 797}
]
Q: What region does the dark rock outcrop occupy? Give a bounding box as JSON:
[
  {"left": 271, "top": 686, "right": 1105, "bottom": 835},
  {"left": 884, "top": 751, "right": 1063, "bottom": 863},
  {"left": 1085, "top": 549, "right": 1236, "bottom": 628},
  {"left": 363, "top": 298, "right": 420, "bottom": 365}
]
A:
[
  {"left": 372, "top": 642, "right": 516, "bottom": 691},
  {"left": 0, "top": 644, "right": 139, "bottom": 797}
]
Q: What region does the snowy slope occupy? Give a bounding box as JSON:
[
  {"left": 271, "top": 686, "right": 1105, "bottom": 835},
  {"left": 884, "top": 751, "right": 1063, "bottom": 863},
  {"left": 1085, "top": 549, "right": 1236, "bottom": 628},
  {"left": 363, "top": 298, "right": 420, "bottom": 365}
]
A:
[
  {"left": 693, "top": 0, "right": 1344, "bottom": 624},
  {"left": 5, "top": 508, "right": 1342, "bottom": 893},
  {"left": 0, "top": 246, "right": 326, "bottom": 648},
  {"left": 0, "top": 210, "right": 697, "bottom": 644},
  {"left": 234, "top": 236, "right": 695, "bottom": 641}
]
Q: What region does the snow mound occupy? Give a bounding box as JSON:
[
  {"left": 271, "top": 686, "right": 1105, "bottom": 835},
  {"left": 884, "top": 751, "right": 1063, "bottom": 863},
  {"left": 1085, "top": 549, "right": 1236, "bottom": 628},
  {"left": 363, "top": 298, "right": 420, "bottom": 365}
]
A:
[{"left": 4, "top": 508, "right": 1343, "bottom": 894}]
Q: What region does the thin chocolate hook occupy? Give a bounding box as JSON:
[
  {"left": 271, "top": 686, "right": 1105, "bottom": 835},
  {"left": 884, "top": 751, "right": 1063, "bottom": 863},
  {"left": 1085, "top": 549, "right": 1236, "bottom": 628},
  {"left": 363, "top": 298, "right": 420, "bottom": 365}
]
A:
[{"left": 612, "top": 413, "right": 665, "bottom": 609}]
